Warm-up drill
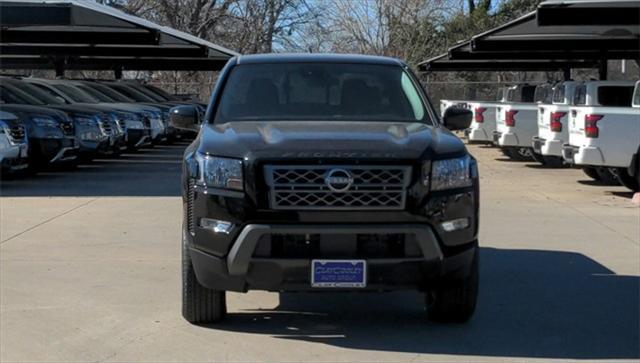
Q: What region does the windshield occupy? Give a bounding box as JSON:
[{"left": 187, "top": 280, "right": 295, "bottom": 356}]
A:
[
  {"left": 52, "top": 84, "right": 99, "bottom": 103},
  {"left": 126, "top": 83, "right": 167, "bottom": 102},
  {"left": 5, "top": 80, "right": 67, "bottom": 105},
  {"left": 214, "top": 63, "right": 431, "bottom": 123},
  {"left": 145, "top": 84, "right": 178, "bottom": 101},
  {"left": 0, "top": 84, "right": 45, "bottom": 105},
  {"left": 597, "top": 86, "right": 634, "bottom": 107},
  {"left": 75, "top": 84, "right": 116, "bottom": 103},
  {"left": 106, "top": 84, "right": 156, "bottom": 102},
  {"left": 83, "top": 83, "right": 134, "bottom": 103}
]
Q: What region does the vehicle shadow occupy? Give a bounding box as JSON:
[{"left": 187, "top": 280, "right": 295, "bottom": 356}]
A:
[
  {"left": 210, "top": 247, "right": 639, "bottom": 360},
  {"left": 608, "top": 191, "right": 635, "bottom": 199},
  {"left": 577, "top": 179, "right": 620, "bottom": 187},
  {"left": 0, "top": 142, "right": 189, "bottom": 197}
]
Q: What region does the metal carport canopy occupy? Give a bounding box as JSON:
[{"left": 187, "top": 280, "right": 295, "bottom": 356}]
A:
[
  {"left": 417, "top": 53, "right": 600, "bottom": 72},
  {"left": 0, "top": 0, "right": 239, "bottom": 72},
  {"left": 537, "top": 0, "right": 640, "bottom": 26},
  {"left": 417, "top": 0, "right": 640, "bottom": 73}
]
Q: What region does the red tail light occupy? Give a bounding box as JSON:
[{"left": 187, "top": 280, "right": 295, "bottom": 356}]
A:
[
  {"left": 585, "top": 114, "right": 603, "bottom": 138},
  {"left": 505, "top": 110, "right": 518, "bottom": 127},
  {"left": 474, "top": 107, "right": 487, "bottom": 123},
  {"left": 550, "top": 111, "right": 566, "bottom": 132}
]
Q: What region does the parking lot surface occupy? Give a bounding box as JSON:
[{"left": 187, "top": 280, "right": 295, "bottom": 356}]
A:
[{"left": 1, "top": 142, "right": 638, "bottom": 362}]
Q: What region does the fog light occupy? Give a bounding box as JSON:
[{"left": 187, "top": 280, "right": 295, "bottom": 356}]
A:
[
  {"left": 441, "top": 218, "right": 469, "bottom": 232},
  {"left": 199, "top": 218, "right": 234, "bottom": 234}
]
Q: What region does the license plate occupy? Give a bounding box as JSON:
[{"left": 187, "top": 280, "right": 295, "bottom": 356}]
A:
[{"left": 311, "top": 260, "right": 366, "bottom": 288}]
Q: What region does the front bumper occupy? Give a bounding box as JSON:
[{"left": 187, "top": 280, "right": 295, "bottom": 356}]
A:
[
  {"left": 189, "top": 223, "right": 477, "bottom": 292},
  {"left": 187, "top": 180, "right": 479, "bottom": 292},
  {"left": 562, "top": 144, "right": 604, "bottom": 166},
  {"left": 31, "top": 137, "right": 79, "bottom": 165},
  {"left": 0, "top": 143, "right": 29, "bottom": 172}
]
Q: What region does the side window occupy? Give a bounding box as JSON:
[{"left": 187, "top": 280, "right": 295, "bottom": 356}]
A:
[
  {"left": 400, "top": 72, "right": 424, "bottom": 120},
  {"left": 573, "top": 85, "right": 586, "bottom": 106}
]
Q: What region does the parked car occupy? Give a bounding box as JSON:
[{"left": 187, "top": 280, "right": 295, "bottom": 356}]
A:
[
  {"left": 0, "top": 103, "right": 79, "bottom": 169},
  {"left": 0, "top": 110, "right": 29, "bottom": 174},
  {"left": 171, "top": 54, "right": 478, "bottom": 324},
  {"left": 465, "top": 87, "right": 508, "bottom": 144},
  {"left": 563, "top": 80, "right": 640, "bottom": 190},
  {"left": 62, "top": 80, "right": 155, "bottom": 150},
  {"left": 100, "top": 82, "right": 172, "bottom": 143},
  {"left": 18, "top": 78, "right": 137, "bottom": 154},
  {"left": 1, "top": 78, "right": 111, "bottom": 160},
  {"left": 532, "top": 81, "right": 580, "bottom": 167},
  {"left": 493, "top": 84, "right": 539, "bottom": 161}
]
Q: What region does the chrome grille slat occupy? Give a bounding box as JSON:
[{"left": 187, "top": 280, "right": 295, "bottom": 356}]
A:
[
  {"left": 265, "top": 165, "right": 411, "bottom": 210},
  {"left": 187, "top": 179, "right": 196, "bottom": 235}
]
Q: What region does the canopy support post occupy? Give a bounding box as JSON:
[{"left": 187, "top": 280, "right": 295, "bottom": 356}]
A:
[
  {"left": 563, "top": 67, "right": 571, "bottom": 81},
  {"left": 54, "top": 57, "right": 65, "bottom": 78},
  {"left": 114, "top": 66, "right": 123, "bottom": 80},
  {"left": 598, "top": 59, "right": 608, "bottom": 80}
]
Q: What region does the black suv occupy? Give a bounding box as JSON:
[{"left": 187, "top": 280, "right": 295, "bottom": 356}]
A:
[{"left": 171, "top": 54, "right": 478, "bottom": 324}]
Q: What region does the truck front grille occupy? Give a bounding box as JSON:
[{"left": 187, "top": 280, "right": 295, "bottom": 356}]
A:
[
  {"left": 98, "top": 116, "right": 112, "bottom": 135},
  {"left": 60, "top": 121, "right": 74, "bottom": 136},
  {"left": 7, "top": 124, "right": 26, "bottom": 144},
  {"left": 264, "top": 165, "right": 411, "bottom": 210}
]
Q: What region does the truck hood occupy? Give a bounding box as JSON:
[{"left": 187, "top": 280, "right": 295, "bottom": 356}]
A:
[{"left": 198, "top": 121, "right": 465, "bottom": 160}]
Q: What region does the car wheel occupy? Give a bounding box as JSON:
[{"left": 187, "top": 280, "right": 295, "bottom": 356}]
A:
[
  {"left": 595, "top": 167, "right": 620, "bottom": 186},
  {"left": 542, "top": 156, "right": 566, "bottom": 168},
  {"left": 182, "top": 230, "right": 227, "bottom": 324},
  {"left": 616, "top": 168, "right": 640, "bottom": 191},
  {"left": 504, "top": 147, "right": 533, "bottom": 161},
  {"left": 531, "top": 151, "right": 545, "bottom": 164},
  {"left": 426, "top": 247, "right": 479, "bottom": 323},
  {"left": 582, "top": 167, "right": 601, "bottom": 180}
]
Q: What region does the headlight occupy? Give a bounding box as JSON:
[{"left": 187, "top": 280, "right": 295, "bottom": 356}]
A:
[
  {"left": 430, "top": 155, "right": 473, "bottom": 191},
  {"left": 74, "top": 116, "right": 98, "bottom": 127},
  {"left": 195, "top": 153, "right": 243, "bottom": 191},
  {"left": 32, "top": 116, "right": 58, "bottom": 128}
]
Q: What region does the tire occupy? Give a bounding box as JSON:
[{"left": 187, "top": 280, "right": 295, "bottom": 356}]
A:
[
  {"left": 426, "top": 247, "right": 479, "bottom": 323},
  {"left": 595, "top": 167, "right": 620, "bottom": 186},
  {"left": 531, "top": 151, "right": 545, "bottom": 164},
  {"left": 582, "top": 167, "right": 601, "bottom": 181},
  {"left": 616, "top": 168, "right": 640, "bottom": 191},
  {"left": 542, "top": 156, "right": 566, "bottom": 168},
  {"left": 182, "top": 231, "right": 227, "bottom": 324},
  {"left": 504, "top": 147, "right": 533, "bottom": 161}
]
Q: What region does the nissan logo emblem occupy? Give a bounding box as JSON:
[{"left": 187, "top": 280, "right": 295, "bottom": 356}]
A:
[{"left": 325, "top": 169, "right": 353, "bottom": 193}]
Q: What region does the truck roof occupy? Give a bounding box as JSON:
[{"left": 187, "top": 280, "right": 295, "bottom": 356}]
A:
[{"left": 235, "top": 53, "right": 406, "bottom": 67}]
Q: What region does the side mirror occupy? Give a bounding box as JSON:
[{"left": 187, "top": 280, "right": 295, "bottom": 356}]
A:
[
  {"left": 442, "top": 107, "right": 472, "bottom": 131},
  {"left": 170, "top": 105, "right": 200, "bottom": 131}
]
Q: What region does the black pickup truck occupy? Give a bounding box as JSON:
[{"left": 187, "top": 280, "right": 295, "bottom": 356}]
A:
[{"left": 171, "top": 54, "right": 478, "bottom": 324}]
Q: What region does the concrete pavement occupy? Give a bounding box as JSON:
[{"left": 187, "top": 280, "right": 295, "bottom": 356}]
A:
[{"left": 1, "top": 142, "right": 638, "bottom": 362}]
